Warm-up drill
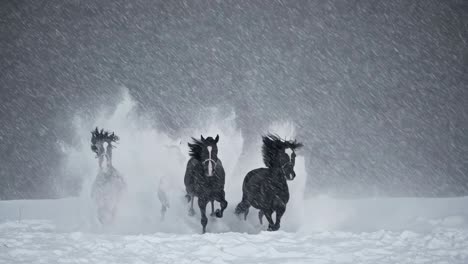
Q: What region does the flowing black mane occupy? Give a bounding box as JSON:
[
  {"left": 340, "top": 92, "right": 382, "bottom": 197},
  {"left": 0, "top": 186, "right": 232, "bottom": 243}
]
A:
[
  {"left": 91, "top": 127, "right": 119, "bottom": 144},
  {"left": 262, "top": 134, "right": 303, "bottom": 168},
  {"left": 188, "top": 137, "right": 204, "bottom": 160}
]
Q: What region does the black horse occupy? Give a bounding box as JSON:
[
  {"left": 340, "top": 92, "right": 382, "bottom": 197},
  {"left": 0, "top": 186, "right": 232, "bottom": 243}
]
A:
[
  {"left": 235, "top": 134, "right": 303, "bottom": 231},
  {"left": 184, "top": 135, "right": 228, "bottom": 233},
  {"left": 90, "top": 127, "right": 126, "bottom": 224}
]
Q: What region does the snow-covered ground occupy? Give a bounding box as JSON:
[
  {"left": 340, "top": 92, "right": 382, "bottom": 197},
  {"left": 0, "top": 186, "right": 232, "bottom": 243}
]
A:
[{"left": 1, "top": 196, "right": 468, "bottom": 264}]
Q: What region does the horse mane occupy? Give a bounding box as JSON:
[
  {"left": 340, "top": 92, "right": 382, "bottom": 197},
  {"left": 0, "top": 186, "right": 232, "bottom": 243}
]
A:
[
  {"left": 188, "top": 137, "right": 204, "bottom": 160},
  {"left": 262, "top": 134, "right": 303, "bottom": 168},
  {"left": 91, "top": 127, "right": 119, "bottom": 143}
]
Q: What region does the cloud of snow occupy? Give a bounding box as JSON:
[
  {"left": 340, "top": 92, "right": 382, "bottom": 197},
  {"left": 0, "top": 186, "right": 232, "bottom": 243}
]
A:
[{"left": 59, "top": 88, "right": 308, "bottom": 234}]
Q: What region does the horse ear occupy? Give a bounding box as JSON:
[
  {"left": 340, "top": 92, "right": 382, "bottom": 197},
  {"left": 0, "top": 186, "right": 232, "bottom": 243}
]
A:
[
  {"left": 201, "top": 135, "right": 205, "bottom": 141},
  {"left": 215, "top": 134, "right": 219, "bottom": 143}
]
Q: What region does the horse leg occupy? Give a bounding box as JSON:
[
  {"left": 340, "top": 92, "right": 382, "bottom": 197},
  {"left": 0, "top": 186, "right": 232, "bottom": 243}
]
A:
[
  {"left": 269, "top": 197, "right": 286, "bottom": 231},
  {"left": 258, "top": 210, "right": 264, "bottom": 225},
  {"left": 159, "top": 187, "right": 168, "bottom": 220},
  {"left": 266, "top": 199, "right": 286, "bottom": 231},
  {"left": 234, "top": 194, "right": 250, "bottom": 220},
  {"left": 188, "top": 195, "right": 196, "bottom": 216},
  {"left": 210, "top": 200, "right": 215, "bottom": 217},
  {"left": 214, "top": 191, "right": 228, "bottom": 218},
  {"left": 158, "top": 190, "right": 169, "bottom": 221},
  {"left": 263, "top": 210, "right": 276, "bottom": 231},
  {"left": 198, "top": 197, "right": 209, "bottom": 234},
  {"left": 98, "top": 204, "right": 113, "bottom": 225},
  {"left": 269, "top": 205, "right": 286, "bottom": 231},
  {"left": 97, "top": 192, "right": 114, "bottom": 225},
  {"left": 97, "top": 206, "right": 106, "bottom": 224},
  {"left": 160, "top": 204, "right": 167, "bottom": 221}
]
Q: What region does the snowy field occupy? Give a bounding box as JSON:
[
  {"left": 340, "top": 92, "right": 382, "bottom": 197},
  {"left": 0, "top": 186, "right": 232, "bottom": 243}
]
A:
[
  {"left": 1, "top": 196, "right": 468, "bottom": 264},
  {"left": 1, "top": 94, "right": 467, "bottom": 263}
]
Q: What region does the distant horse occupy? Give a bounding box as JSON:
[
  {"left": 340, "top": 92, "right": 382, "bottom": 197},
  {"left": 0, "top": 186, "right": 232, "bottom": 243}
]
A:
[
  {"left": 157, "top": 179, "right": 170, "bottom": 220},
  {"left": 235, "top": 134, "right": 303, "bottom": 231},
  {"left": 184, "top": 135, "right": 228, "bottom": 233},
  {"left": 158, "top": 140, "right": 186, "bottom": 220},
  {"left": 90, "top": 127, "right": 126, "bottom": 224}
]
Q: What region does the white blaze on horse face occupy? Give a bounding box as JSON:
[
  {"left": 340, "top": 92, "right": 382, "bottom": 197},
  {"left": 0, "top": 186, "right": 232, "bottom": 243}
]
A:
[
  {"left": 285, "top": 148, "right": 293, "bottom": 162},
  {"left": 285, "top": 148, "right": 295, "bottom": 180},
  {"left": 96, "top": 142, "right": 105, "bottom": 169},
  {"left": 102, "top": 142, "right": 110, "bottom": 171},
  {"left": 207, "top": 146, "right": 213, "bottom": 176}
]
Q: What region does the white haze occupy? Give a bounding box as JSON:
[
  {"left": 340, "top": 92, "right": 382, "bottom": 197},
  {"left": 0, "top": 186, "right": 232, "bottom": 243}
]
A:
[{"left": 60, "top": 89, "right": 307, "bottom": 234}]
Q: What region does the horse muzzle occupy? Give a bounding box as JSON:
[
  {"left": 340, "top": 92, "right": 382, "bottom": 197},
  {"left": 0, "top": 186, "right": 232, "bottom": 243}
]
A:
[
  {"left": 282, "top": 162, "right": 296, "bottom": 181},
  {"left": 286, "top": 170, "right": 296, "bottom": 181}
]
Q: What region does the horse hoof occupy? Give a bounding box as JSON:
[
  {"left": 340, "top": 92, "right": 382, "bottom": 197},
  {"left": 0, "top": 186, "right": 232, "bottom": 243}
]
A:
[
  {"left": 234, "top": 212, "right": 242, "bottom": 220},
  {"left": 215, "top": 209, "right": 223, "bottom": 218},
  {"left": 267, "top": 225, "right": 280, "bottom": 231},
  {"left": 188, "top": 209, "right": 196, "bottom": 216}
]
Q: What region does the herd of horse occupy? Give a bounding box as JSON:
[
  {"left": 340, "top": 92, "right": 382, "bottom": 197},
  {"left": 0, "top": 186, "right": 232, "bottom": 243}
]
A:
[{"left": 90, "top": 127, "right": 303, "bottom": 233}]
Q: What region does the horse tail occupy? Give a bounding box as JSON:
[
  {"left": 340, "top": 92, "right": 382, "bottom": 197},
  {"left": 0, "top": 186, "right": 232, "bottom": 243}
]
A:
[
  {"left": 234, "top": 193, "right": 250, "bottom": 216},
  {"left": 185, "top": 193, "right": 192, "bottom": 203}
]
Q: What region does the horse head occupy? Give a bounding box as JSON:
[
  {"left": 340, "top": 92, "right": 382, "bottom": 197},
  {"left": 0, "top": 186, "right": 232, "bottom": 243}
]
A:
[
  {"left": 262, "top": 134, "right": 303, "bottom": 181},
  {"left": 188, "top": 134, "right": 220, "bottom": 177},
  {"left": 91, "top": 127, "right": 119, "bottom": 169}
]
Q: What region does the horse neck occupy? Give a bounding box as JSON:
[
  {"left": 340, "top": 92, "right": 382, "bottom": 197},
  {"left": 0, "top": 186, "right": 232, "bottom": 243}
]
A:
[
  {"left": 106, "top": 144, "right": 113, "bottom": 160},
  {"left": 270, "top": 167, "right": 287, "bottom": 183},
  {"left": 106, "top": 155, "right": 112, "bottom": 167},
  {"left": 98, "top": 154, "right": 112, "bottom": 170}
]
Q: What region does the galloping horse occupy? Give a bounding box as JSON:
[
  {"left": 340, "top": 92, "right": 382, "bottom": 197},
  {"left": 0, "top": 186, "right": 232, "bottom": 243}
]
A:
[
  {"left": 235, "top": 134, "right": 302, "bottom": 231},
  {"left": 90, "top": 127, "right": 126, "bottom": 224},
  {"left": 184, "top": 135, "right": 228, "bottom": 233}
]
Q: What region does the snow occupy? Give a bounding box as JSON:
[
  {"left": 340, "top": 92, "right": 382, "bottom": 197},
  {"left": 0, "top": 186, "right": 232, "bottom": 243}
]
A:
[
  {"left": 1, "top": 95, "right": 468, "bottom": 263},
  {"left": 1, "top": 196, "right": 468, "bottom": 263}
]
